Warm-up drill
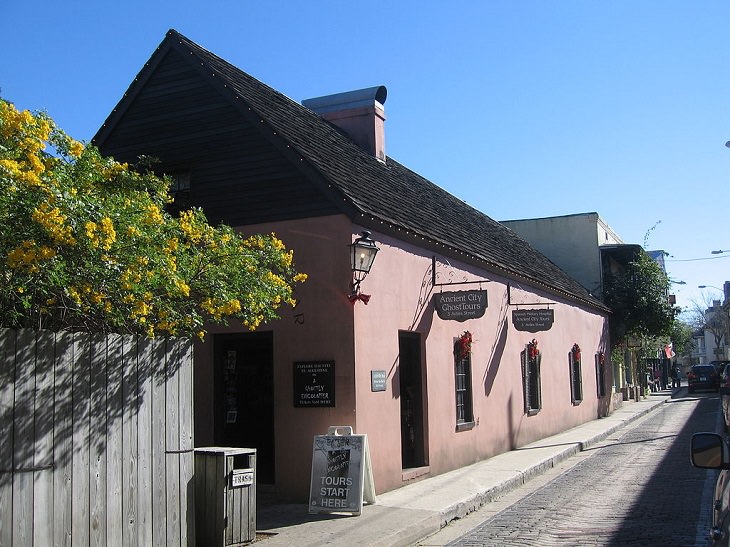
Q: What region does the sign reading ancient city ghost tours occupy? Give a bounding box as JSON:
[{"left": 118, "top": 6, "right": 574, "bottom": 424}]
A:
[
  {"left": 512, "top": 309, "right": 554, "bottom": 332},
  {"left": 434, "top": 290, "right": 488, "bottom": 322},
  {"left": 309, "top": 426, "right": 376, "bottom": 516},
  {"left": 293, "top": 361, "right": 335, "bottom": 407}
]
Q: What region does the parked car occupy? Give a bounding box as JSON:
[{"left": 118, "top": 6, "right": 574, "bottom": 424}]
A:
[
  {"left": 719, "top": 363, "right": 730, "bottom": 430},
  {"left": 688, "top": 364, "right": 721, "bottom": 393},
  {"left": 713, "top": 360, "right": 730, "bottom": 377},
  {"left": 690, "top": 432, "right": 730, "bottom": 545}
]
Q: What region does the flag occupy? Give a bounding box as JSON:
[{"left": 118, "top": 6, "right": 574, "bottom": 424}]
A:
[{"left": 664, "top": 343, "right": 675, "bottom": 359}]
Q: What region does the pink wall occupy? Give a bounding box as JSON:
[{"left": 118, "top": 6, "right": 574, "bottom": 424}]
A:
[
  {"left": 195, "top": 215, "right": 358, "bottom": 501},
  {"left": 193, "top": 215, "right": 612, "bottom": 501},
  {"left": 351, "top": 230, "right": 611, "bottom": 493}
]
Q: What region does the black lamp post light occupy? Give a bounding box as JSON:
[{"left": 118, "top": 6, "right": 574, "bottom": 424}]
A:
[{"left": 348, "top": 231, "right": 379, "bottom": 303}]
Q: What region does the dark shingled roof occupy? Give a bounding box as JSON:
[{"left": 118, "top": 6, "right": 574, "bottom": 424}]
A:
[{"left": 95, "top": 29, "right": 606, "bottom": 311}]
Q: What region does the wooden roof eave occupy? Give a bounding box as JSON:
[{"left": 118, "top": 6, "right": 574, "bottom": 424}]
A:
[{"left": 92, "top": 36, "right": 176, "bottom": 149}]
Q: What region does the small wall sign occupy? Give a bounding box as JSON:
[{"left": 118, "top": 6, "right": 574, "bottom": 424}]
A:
[
  {"left": 434, "top": 290, "right": 488, "bottom": 322},
  {"left": 512, "top": 309, "right": 554, "bottom": 332},
  {"left": 371, "top": 370, "right": 387, "bottom": 392},
  {"left": 293, "top": 361, "right": 335, "bottom": 407}
]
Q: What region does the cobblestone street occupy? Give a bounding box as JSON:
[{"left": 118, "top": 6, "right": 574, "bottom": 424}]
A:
[{"left": 442, "top": 393, "right": 719, "bottom": 546}]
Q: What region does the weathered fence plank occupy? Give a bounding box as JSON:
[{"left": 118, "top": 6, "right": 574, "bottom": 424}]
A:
[
  {"left": 33, "top": 330, "right": 55, "bottom": 546},
  {"left": 118, "top": 334, "right": 137, "bottom": 547},
  {"left": 106, "top": 334, "right": 124, "bottom": 546},
  {"left": 53, "top": 331, "right": 74, "bottom": 547},
  {"left": 13, "top": 329, "right": 37, "bottom": 547},
  {"left": 179, "top": 341, "right": 195, "bottom": 544},
  {"left": 72, "top": 334, "right": 91, "bottom": 546},
  {"left": 151, "top": 338, "right": 167, "bottom": 547},
  {"left": 0, "top": 329, "right": 16, "bottom": 547},
  {"left": 90, "top": 333, "right": 108, "bottom": 547},
  {"left": 136, "top": 336, "right": 153, "bottom": 547},
  {"left": 166, "top": 338, "right": 182, "bottom": 546}
]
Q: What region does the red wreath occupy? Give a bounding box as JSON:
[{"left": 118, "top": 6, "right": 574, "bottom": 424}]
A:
[
  {"left": 572, "top": 343, "right": 581, "bottom": 363},
  {"left": 456, "top": 331, "right": 472, "bottom": 360},
  {"left": 528, "top": 339, "right": 539, "bottom": 360}
]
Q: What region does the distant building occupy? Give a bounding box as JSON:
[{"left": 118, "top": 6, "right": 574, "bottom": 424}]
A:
[
  {"left": 696, "top": 285, "right": 730, "bottom": 364},
  {"left": 501, "top": 212, "right": 671, "bottom": 390}
]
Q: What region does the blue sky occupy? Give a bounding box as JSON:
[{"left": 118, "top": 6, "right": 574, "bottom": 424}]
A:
[{"left": 3, "top": 1, "right": 729, "bottom": 314}]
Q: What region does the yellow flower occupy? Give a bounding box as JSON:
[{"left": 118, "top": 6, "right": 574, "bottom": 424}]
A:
[
  {"left": 68, "top": 139, "right": 84, "bottom": 158},
  {"left": 142, "top": 203, "right": 163, "bottom": 225},
  {"left": 32, "top": 203, "right": 75, "bottom": 245}
]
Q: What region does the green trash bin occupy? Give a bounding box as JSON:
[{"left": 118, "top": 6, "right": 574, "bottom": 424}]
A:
[{"left": 195, "top": 447, "right": 257, "bottom": 546}]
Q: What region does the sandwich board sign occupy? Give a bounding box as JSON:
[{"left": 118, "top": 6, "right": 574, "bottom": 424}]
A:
[{"left": 308, "top": 426, "right": 376, "bottom": 515}]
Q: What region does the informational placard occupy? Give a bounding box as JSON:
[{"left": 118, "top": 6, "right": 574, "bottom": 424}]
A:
[
  {"left": 512, "top": 309, "right": 554, "bottom": 332},
  {"left": 293, "top": 361, "right": 335, "bottom": 407},
  {"left": 434, "top": 290, "right": 488, "bottom": 322},
  {"left": 309, "top": 426, "right": 376, "bottom": 516},
  {"left": 371, "top": 370, "right": 387, "bottom": 392}
]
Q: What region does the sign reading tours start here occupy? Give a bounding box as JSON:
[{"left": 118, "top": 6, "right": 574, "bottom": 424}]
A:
[
  {"left": 434, "top": 290, "right": 488, "bottom": 322},
  {"left": 309, "top": 426, "right": 375, "bottom": 516}
]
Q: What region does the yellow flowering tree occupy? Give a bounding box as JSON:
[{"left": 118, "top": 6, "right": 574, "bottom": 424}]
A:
[{"left": 0, "top": 99, "right": 306, "bottom": 337}]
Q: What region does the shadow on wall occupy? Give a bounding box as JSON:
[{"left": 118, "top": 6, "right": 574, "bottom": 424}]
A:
[{"left": 484, "top": 288, "right": 510, "bottom": 397}]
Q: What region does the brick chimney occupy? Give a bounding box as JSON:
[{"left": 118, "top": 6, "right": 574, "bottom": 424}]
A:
[{"left": 303, "top": 86, "right": 387, "bottom": 162}]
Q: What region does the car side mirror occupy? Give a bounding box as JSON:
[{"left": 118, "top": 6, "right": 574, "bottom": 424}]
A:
[{"left": 691, "top": 432, "right": 730, "bottom": 469}]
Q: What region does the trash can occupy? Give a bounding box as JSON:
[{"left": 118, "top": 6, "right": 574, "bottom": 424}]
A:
[{"left": 195, "top": 447, "right": 257, "bottom": 546}]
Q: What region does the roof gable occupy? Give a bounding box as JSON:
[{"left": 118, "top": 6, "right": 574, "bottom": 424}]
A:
[{"left": 94, "top": 29, "right": 605, "bottom": 310}]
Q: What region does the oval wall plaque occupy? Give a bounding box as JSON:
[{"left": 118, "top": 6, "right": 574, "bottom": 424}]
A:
[
  {"left": 512, "top": 309, "right": 554, "bottom": 332},
  {"left": 434, "top": 290, "right": 488, "bottom": 322}
]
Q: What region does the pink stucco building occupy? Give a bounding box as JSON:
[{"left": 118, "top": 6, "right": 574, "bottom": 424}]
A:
[{"left": 94, "top": 29, "right": 613, "bottom": 503}]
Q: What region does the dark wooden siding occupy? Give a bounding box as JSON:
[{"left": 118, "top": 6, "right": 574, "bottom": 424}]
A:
[{"left": 98, "top": 49, "right": 339, "bottom": 226}]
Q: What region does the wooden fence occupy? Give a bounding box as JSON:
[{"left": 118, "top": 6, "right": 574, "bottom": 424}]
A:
[{"left": 0, "top": 328, "right": 194, "bottom": 547}]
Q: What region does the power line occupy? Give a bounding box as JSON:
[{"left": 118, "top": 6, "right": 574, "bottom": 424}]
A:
[{"left": 666, "top": 255, "right": 730, "bottom": 263}]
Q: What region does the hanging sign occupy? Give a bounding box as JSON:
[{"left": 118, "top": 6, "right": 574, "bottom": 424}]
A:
[
  {"left": 309, "top": 426, "right": 376, "bottom": 516},
  {"left": 433, "top": 290, "right": 488, "bottom": 322},
  {"left": 512, "top": 309, "right": 554, "bottom": 332}
]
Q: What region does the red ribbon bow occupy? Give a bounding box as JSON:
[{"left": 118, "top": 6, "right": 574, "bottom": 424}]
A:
[{"left": 348, "top": 293, "right": 371, "bottom": 305}]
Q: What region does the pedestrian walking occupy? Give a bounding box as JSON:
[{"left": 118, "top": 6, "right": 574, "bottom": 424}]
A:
[{"left": 671, "top": 365, "right": 680, "bottom": 388}]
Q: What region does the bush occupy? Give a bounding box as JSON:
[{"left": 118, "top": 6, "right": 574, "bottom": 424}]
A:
[{"left": 0, "top": 99, "right": 306, "bottom": 338}]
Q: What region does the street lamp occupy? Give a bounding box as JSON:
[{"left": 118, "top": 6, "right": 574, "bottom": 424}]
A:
[
  {"left": 711, "top": 250, "right": 729, "bottom": 255},
  {"left": 698, "top": 285, "right": 723, "bottom": 291},
  {"left": 348, "top": 231, "right": 379, "bottom": 301}
]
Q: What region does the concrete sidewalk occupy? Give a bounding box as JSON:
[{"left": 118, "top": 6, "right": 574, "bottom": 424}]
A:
[{"left": 255, "top": 389, "right": 675, "bottom": 546}]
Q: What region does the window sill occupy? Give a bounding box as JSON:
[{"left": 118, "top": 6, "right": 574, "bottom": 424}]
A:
[
  {"left": 456, "top": 421, "right": 475, "bottom": 432},
  {"left": 402, "top": 466, "right": 430, "bottom": 482}
]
